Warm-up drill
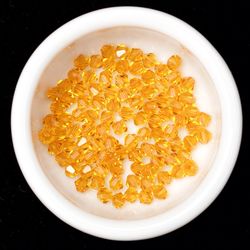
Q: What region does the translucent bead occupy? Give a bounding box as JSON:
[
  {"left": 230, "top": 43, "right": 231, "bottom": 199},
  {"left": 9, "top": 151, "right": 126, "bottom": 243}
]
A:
[
  {"left": 65, "top": 165, "right": 77, "bottom": 178},
  {"left": 128, "top": 48, "right": 143, "bottom": 61},
  {"left": 74, "top": 54, "right": 89, "bottom": 69},
  {"left": 118, "top": 89, "right": 129, "bottom": 102},
  {"left": 167, "top": 55, "right": 182, "bottom": 69},
  {"left": 197, "top": 112, "right": 211, "bottom": 127},
  {"left": 127, "top": 96, "right": 144, "bottom": 110},
  {"left": 102, "top": 57, "right": 116, "bottom": 72},
  {"left": 130, "top": 61, "right": 145, "bottom": 75},
  {"left": 116, "top": 44, "right": 129, "bottom": 59},
  {"left": 99, "top": 70, "right": 112, "bottom": 83},
  {"left": 134, "top": 112, "right": 147, "bottom": 125},
  {"left": 141, "top": 86, "right": 158, "bottom": 98},
  {"left": 182, "top": 159, "right": 198, "bottom": 176},
  {"left": 110, "top": 165, "right": 124, "bottom": 176},
  {"left": 140, "top": 143, "right": 156, "bottom": 157},
  {"left": 100, "top": 111, "right": 113, "bottom": 124},
  {"left": 97, "top": 187, "right": 112, "bottom": 203},
  {"left": 151, "top": 127, "right": 165, "bottom": 140},
  {"left": 143, "top": 53, "right": 158, "bottom": 68},
  {"left": 112, "top": 193, "right": 125, "bottom": 208},
  {"left": 130, "top": 78, "right": 144, "bottom": 90},
  {"left": 183, "top": 135, "right": 197, "bottom": 151},
  {"left": 109, "top": 175, "right": 123, "bottom": 190},
  {"left": 126, "top": 174, "right": 140, "bottom": 188},
  {"left": 130, "top": 162, "right": 144, "bottom": 176},
  {"left": 139, "top": 190, "right": 153, "bottom": 204},
  {"left": 141, "top": 70, "right": 155, "bottom": 84},
  {"left": 89, "top": 55, "right": 102, "bottom": 68},
  {"left": 155, "top": 64, "right": 172, "bottom": 77},
  {"left": 75, "top": 173, "right": 92, "bottom": 192},
  {"left": 148, "top": 115, "right": 164, "bottom": 128},
  {"left": 137, "top": 127, "right": 151, "bottom": 139},
  {"left": 112, "top": 120, "right": 127, "bottom": 135},
  {"left": 141, "top": 177, "right": 153, "bottom": 191},
  {"left": 68, "top": 69, "right": 82, "bottom": 83},
  {"left": 101, "top": 44, "right": 115, "bottom": 58},
  {"left": 125, "top": 134, "right": 137, "bottom": 146},
  {"left": 120, "top": 107, "right": 134, "bottom": 120},
  {"left": 116, "top": 59, "right": 129, "bottom": 73},
  {"left": 90, "top": 175, "right": 105, "bottom": 189},
  {"left": 181, "top": 77, "right": 195, "bottom": 93},
  {"left": 194, "top": 127, "right": 212, "bottom": 144},
  {"left": 153, "top": 184, "right": 168, "bottom": 199},
  {"left": 124, "top": 187, "right": 138, "bottom": 203},
  {"left": 158, "top": 171, "right": 172, "bottom": 185}
]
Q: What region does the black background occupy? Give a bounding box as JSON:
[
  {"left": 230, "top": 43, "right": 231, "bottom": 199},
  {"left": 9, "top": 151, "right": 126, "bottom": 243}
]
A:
[{"left": 1, "top": 0, "right": 248, "bottom": 249}]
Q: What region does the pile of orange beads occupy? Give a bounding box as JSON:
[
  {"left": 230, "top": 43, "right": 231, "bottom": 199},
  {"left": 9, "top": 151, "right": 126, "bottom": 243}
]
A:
[{"left": 39, "top": 44, "right": 212, "bottom": 208}]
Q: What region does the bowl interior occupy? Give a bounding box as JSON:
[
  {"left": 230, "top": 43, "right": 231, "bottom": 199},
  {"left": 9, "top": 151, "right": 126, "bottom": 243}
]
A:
[{"left": 31, "top": 26, "right": 221, "bottom": 220}]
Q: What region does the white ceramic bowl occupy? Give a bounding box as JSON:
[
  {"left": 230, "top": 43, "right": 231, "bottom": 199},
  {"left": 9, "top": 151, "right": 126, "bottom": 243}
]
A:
[{"left": 11, "top": 7, "right": 242, "bottom": 240}]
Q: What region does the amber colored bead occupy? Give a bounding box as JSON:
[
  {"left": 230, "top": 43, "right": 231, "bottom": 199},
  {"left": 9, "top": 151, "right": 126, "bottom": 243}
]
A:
[
  {"left": 101, "top": 44, "right": 115, "bottom": 58},
  {"left": 167, "top": 55, "right": 182, "bottom": 69},
  {"left": 130, "top": 78, "right": 144, "bottom": 90},
  {"left": 137, "top": 127, "right": 151, "bottom": 139},
  {"left": 153, "top": 184, "right": 168, "bottom": 199},
  {"left": 89, "top": 55, "right": 102, "bottom": 68},
  {"left": 182, "top": 159, "right": 198, "bottom": 176},
  {"left": 141, "top": 70, "right": 155, "bottom": 84},
  {"left": 131, "top": 162, "right": 144, "bottom": 176},
  {"left": 90, "top": 175, "right": 105, "bottom": 189},
  {"left": 155, "top": 64, "right": 171, "bottom": 77},
  {"left": 139, "top": 190, "right": 153, "bottom": 204},
  {"left": 68, "top": 69, "right": 82, "bottom": 83},
  {"left": 110, "top": 165, "right": 124, "bottom": 176},
  {"left": 106, "top": 99, "right": 121, "bottom": 112},
  {"left": 192, "top": 127, "right": 212, "bottom": 144},
  {"left": 112, "top": 193, "right": 125, "bottom": 208},
  {"left": 158, "top": 171, "right": 172, "bottom": 185},
  {"left": 124, "top": 134, "right": 137, "bottom": 147},
  {"left": 141, "top": 143, "right": 155, "bottom": 157},
  {"left": 182, "top": 77, "right": 195, "bottom": 93},
  {"left": 120, "top": 107, "right": 134, "bottom": 120},
  {"left": 109, "top": 175, "right": 123, "bottom": 190},
  {"left": 134, "top": 112, "right": 147, "bottom": 125},
  {"left": 74, "top": 54, "right": 89, "bottom": 69},
  {"left": 124, "top": 187, "right": 138, "bottom": 203},
  {"left": 141, "top": 177, "right": 153, "bottom": 191},
  {"left": 65, "top": 165, "right": 77, "bottom": 178},
  {"left": 197, "top": 112, "right": 211, "bottom": 127},
  {"left": 116, "top": 59, "right": 129, "bottom": 73},
  {"left": 116, "top": 44, "right": 129, "bottom": 59},
  {"left": 126, "top": 174, "right": 140, "bottom": 188},
  {"left": 112, "top": 120, "right": 127, "bottom": 135},
  {"left": 128, "top": 148, "right": 144, "bottom": 162},
  {"left": 183, "top": 135, "right": 197, "bottom": 151},
  {"left": 75, "top": 174, "right": 91, "bottom": 192},
  {"left": 143, "top": 53, "right": 158, "bottom": 68},
  {"left": 97, "top": 187, "right": 112, "bottom": 203},
  {"left": 128, "top": 48, "right": 143, "bottom": 61},
  {"left": 130, "top": 61, "right": 145, "bottom": 75},
  {"left": 118, "top": 89, "right": 129, "bottom": 102}
]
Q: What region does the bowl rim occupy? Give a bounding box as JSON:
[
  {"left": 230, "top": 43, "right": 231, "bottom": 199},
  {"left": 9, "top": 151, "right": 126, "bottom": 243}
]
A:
[{"left": 11, "top": 6, "right": 242, "bottom": 240}]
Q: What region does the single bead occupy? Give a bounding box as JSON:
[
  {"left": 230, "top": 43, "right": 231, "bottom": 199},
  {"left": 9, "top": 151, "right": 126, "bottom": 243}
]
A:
[
  {"left": 112, "top": 193, "right": 125, "bottom": 208},
  {"left": 167, "top": 55, "right": 182, "bottom": 69},
  {"left": 153, "top": 184, "right": 168, "bottom": 199},
  {"left": 97, "top": 187, "right": 112, "bottom": 203},
  {"left": 139, "top": 190, "right": 153, "bottom": 204}
]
